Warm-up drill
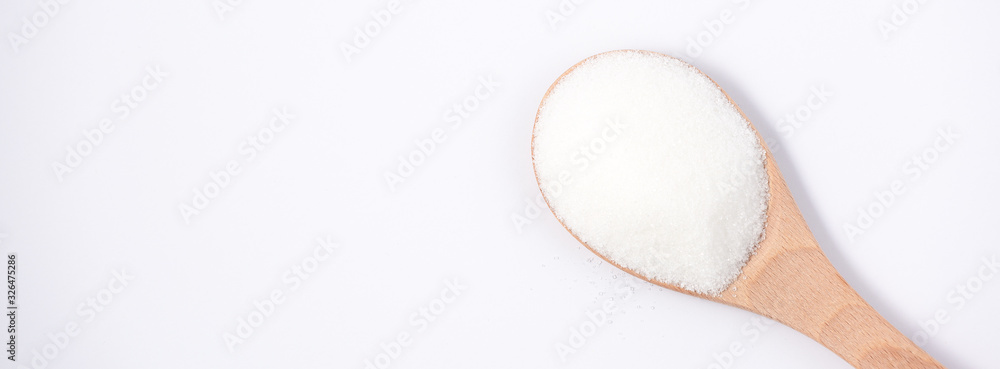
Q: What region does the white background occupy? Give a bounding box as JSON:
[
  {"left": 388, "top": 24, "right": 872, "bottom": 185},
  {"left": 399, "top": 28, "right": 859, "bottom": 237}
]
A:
[{"left": 1, "top": 0, "right": 998, "bottom": 368}]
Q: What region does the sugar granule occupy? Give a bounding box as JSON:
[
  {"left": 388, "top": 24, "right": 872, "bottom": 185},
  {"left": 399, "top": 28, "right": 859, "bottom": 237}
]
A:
[{"left": 532, "top": 50, "right": 768, "bottom": 295}]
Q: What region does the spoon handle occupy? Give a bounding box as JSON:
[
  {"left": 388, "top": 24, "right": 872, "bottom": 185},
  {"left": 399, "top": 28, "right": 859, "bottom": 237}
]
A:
[
  {"left": 813, "top": 295, "right": 945, "bottom": 369},
  {"left": 724, "top": 152, "right": 947, "bottom": 368},
  {"left": 744, "top": 246, "right": 945, "bottom": 368}
]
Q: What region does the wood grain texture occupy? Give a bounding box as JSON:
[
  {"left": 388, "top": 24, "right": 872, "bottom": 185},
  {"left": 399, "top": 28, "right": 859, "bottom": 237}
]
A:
[{"left": 531, "top": 50, "right": 945, "bottom": 369}]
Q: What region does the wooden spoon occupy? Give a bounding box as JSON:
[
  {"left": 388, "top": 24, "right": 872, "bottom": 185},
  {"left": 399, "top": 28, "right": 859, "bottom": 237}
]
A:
[{"left": 531, "top": 50, "right": 945, "bottom": 369}]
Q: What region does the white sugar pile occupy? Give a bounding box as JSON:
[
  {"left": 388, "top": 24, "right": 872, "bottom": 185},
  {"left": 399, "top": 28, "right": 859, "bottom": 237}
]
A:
[{"left": 532, "top": 50, "right": 768, "bottom": 295}]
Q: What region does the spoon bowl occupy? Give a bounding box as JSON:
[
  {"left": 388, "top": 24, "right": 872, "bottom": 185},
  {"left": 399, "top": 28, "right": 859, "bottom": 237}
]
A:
[{"left": 532, "top": 50, "right": 944, "bottom": 369}]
